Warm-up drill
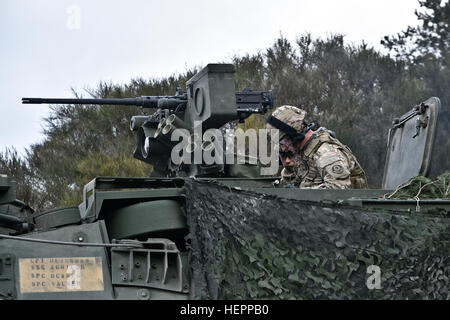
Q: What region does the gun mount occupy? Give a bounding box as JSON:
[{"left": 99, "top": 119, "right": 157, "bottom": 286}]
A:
[{"left": 22, "top": 64, "right": 273, "bottom": 177}]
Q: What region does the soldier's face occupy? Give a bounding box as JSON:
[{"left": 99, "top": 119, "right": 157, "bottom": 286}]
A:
[{"left": 279, "top": 139, "right": 297, "bottom": 168}]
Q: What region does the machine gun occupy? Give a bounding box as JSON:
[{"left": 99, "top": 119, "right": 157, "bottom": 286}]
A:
[{"left": 22, "top": 64, "right": 273, "bottom": 177}]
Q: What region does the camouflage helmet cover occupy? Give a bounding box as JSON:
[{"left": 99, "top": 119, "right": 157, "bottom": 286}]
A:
[{"left": 266, "top": 105, "right": 307, "bottom": 141}]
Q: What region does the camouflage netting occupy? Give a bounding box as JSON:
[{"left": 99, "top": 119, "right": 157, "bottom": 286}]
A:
[{"left": 182, "top": 179, "right": 450, "bottom": 299}]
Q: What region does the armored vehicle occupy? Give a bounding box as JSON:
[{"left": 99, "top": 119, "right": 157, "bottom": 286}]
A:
[{"left": 1, "top": 64, "right": 448, "bottom": 300}]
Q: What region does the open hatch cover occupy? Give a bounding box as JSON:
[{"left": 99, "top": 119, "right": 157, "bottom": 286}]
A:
[{"left": 382, "top": 97, "right": 441, "bottom": 189}]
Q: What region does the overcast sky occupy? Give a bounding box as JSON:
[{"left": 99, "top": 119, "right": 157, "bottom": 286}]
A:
[{"left": 0, "top": 0, "right": 422, "bottom": 156}]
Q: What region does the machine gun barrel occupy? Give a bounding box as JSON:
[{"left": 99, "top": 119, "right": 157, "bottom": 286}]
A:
[
  {"left": 22, "top": 89, "right": 273, "bottom": 120},
  {"left": 22, "top": 96, "right": 187, "bottom": 109}
]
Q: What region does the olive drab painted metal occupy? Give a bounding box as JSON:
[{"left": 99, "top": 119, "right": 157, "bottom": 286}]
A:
[
  {"left": 382, "top": 97, "right": 441, "bottom": 189},
  {"left": 0, "top": 64, "right": 448, "bottom": 300},
  {"left": 0, "top": 176, "right": 34, "bottom": 236},
  {"left": 185, "top": 64, "right": 237, "bottom": 128},
  {"left": 0, "top": 175, "right": 16, "bottom": 205}
]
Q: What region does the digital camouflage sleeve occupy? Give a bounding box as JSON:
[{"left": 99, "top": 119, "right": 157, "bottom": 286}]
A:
[{"left": 280, "top": 131, "right": 367, "bottom": 189}]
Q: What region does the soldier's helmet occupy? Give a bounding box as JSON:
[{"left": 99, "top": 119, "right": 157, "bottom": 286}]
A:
[{"left": 266, "top": 105, "right": 307, "bottom": 141}]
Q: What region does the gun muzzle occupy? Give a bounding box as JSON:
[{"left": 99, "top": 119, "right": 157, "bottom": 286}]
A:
[
  {"left": 130, "top": 116, "right": 150, "bottom": 131},
  {"left": 165, "top": 114, "right": 190, "bottom": 130}
]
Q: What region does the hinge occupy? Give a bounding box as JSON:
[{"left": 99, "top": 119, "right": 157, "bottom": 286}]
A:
[
  {"left": 111, "top": 239, "right": 188, "bottom": 293},
  {"left": 0, "top": 254, "right": 16, "bottom": 300}
]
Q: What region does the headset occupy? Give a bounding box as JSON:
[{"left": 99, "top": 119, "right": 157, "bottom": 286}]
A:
[{"left": 267, "top": 115, "right": 316, "bottom": 145}]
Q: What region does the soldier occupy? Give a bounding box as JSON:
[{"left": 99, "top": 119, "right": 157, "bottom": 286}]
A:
[{"left": 266, "top": 105, "right": 368, "bottom": 189}]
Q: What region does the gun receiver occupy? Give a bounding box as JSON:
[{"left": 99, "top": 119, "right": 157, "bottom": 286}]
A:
[{"left": 22, "top": 64, "right": 274, "bottom": 177}]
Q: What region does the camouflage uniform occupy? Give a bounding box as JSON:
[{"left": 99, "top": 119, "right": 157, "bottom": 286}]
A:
[
  {"left": 280, "top": 129, "right": 367, "bottom": 189},
  {"left": 267, "top": 106, "right": 367, "bottom": 189}
]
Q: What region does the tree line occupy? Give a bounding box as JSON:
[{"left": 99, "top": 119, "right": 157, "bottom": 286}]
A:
[{"left": 1, "top": 0, "right": 448, "bottom": 211}]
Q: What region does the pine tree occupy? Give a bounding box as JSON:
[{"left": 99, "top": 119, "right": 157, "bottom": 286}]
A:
[{"left": 381, "top": 0, "right": 449, "bottom": 62}]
